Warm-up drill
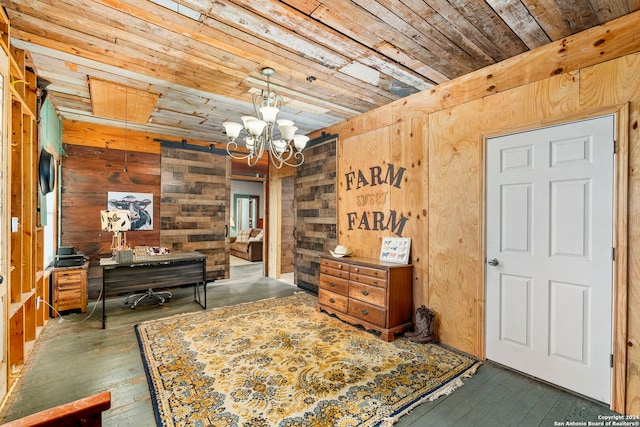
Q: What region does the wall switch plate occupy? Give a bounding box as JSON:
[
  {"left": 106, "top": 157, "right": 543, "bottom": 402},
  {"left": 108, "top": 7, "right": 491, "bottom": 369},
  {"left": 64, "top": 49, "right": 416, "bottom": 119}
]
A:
[{"left": 11, "top": 217, "right": 18, "bottom": 232}]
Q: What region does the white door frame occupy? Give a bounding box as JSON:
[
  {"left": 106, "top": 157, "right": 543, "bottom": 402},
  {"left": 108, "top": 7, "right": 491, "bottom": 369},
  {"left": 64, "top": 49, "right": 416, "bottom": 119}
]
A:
[{"left": 480, "top": 105, "right": 629, "bottom": 413}]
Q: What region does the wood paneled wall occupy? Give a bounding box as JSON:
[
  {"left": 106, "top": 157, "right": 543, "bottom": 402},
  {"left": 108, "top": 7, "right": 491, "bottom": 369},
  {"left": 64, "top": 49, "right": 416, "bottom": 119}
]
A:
[
  {"left": 60, "top": 144, "right": 161, "bottom": 295},
  {"left": 61, "top": 124, "right": 231, "bottom": 290},
  {"left": 312, "top": 12, "right": 640, "bottom": 414},
  {"left": 60, "top": 144, "right": 161, "bottom": 259}
]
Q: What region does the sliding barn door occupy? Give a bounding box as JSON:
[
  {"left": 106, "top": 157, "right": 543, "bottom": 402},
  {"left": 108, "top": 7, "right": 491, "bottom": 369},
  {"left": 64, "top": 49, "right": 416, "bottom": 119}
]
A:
[
  {"left": 160, "top": 146, "right": 230, "bottom": 281},
  {"left": 294, "top": 137, "right": 337, "bottom": 293}
]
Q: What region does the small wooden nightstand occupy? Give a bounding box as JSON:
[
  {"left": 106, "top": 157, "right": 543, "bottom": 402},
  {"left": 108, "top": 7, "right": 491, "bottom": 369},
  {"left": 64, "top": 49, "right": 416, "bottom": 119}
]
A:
[{"left": 51, "top": 262, "right": 89, "bottom": 316}]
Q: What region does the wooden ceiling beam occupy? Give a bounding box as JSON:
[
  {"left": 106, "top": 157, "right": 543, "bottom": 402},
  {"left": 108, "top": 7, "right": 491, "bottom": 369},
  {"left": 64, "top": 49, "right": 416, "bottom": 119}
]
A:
[
  {"left": 6, "top": 2, "right": 251, "bottom": 86},
  {"left": 4, "top": 0, "right": 639, "bottom": 146},
  {"left": 315, "top": 0, "right": 481, "bottom": 74},
  {"left": 219, "top": 0, "right": 436, "bottom": 89},
  {"left": 7, "top": 0, "right": 415, "bottom": 114},
  {"left": 8, "top": 26, "right": 245, "bottom": 96},
  {"left": 110, "top": 0, "right": 405, "bottom": 103},
  {"left": 113, "top": 0, "right": 411, "bottom": 104},
  {"left": 484, "top": 0, "right": 552, "bottom": 50}
]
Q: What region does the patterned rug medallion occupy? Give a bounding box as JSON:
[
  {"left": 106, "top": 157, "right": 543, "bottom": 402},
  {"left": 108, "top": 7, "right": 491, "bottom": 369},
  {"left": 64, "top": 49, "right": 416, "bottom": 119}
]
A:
[{"left": 135, "top": 293, "right": 481, "bottom": 427}]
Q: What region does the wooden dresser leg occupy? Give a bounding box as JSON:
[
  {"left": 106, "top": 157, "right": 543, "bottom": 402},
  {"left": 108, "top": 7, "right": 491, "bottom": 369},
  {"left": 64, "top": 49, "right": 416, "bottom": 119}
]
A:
[{"left": 380, "top": 331, "right": 393, "bottom": 342}]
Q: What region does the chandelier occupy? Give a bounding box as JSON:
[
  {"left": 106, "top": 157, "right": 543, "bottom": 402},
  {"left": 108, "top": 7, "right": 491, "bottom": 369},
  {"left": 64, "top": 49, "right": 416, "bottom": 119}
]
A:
[{"left": 223, "top": 68, "right": 309, "bottom": 169}]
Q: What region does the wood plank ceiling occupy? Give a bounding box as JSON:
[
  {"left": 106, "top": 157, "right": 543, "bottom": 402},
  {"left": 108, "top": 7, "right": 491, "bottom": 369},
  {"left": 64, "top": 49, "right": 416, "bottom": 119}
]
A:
[{"left": 2, "top": 0, "right": 638, "bottom": 144}]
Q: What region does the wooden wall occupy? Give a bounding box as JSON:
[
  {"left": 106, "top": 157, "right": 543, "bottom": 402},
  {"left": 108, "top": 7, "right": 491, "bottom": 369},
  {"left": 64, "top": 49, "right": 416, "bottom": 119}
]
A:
[
  {"left": 311, "top": 11, "right": 640, "bottom": 414},
  {"left": 60, "top": 144, "right": 161, "bottom": 259},
  {"left": 60, "top": 144, "right": 161, "bottom": 295},
  {"left": 61, "top": 123, "right": 233, "bottom": 291}
]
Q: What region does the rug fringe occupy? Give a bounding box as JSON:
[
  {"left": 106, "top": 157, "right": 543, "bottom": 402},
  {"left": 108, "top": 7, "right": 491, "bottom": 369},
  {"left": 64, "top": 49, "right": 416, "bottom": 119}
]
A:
[{"left": 379, "top": 361, "right": 483, "bottom": 427}]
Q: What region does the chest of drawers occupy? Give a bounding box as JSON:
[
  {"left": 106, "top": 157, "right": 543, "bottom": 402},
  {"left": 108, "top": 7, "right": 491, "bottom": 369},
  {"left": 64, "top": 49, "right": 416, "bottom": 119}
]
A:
[
  {"left": 317, "top": 255, "right": 413, "bottom": 341},
  {"left": 52, "top": 262, "right": 89, "bottom": 316}
]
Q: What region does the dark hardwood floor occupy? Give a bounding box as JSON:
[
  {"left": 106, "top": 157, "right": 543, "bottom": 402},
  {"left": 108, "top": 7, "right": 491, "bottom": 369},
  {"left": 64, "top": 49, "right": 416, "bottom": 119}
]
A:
[{"left": 0, "top": 272, "right": 616, "bottom": 426}]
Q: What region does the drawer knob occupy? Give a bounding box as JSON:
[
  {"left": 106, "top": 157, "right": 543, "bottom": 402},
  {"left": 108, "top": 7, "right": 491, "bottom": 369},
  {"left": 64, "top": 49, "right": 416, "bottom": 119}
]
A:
[
  {"left": 329, "top": 298, "right": 336, "bottom": 303},
  {"left": 338, "top": 264, "right": 343, "bottom": 269},
  {"left": 362, "top": 290, "right": 369, "bottom": 296},
  {"left": 330, "top": 282, "right": 336, "bottom": 287},
  {"left": 361, "top": 309, "right": 369, "bottom": 316},
  {"left": 354, "top": 267, "right": 359, "bottom": 272}
]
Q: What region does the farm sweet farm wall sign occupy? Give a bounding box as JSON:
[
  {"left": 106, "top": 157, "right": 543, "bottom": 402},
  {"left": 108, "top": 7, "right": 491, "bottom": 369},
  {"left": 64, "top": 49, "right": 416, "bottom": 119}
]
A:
[{"left": 344, "top": 163, "right": 409, "bottom": 237}]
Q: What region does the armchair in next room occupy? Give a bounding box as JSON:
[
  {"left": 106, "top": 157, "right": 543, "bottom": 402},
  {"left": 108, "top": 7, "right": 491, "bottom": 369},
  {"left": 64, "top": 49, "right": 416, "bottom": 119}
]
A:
[{"left": 229, "top": 228, "right": 263, "bottom": 262}]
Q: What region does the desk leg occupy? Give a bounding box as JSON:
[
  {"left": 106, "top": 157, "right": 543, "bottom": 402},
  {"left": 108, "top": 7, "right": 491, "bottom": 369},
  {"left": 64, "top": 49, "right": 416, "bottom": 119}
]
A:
[
  {"left": 102, "top": 275, "right": 106, "bottom": 329},
  {"left": 194, "top": 280, "right": 207, "bottom": 309},
  {"left": 194, "top": 259, "right": 207, "bottom": 309}
]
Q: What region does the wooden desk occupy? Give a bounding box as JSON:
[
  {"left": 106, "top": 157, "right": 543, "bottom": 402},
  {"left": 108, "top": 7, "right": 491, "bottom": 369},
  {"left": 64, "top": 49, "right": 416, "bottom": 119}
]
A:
[{"left": 100, "top": 252, "right": 207, "bottom": 328}]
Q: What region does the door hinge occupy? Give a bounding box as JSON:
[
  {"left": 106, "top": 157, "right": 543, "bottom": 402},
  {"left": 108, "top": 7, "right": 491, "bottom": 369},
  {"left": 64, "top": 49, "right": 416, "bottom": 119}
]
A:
[
  {"left": 612, "top": 247, "right": 616, "bottom": 261},
  {"left": 613, "top": 140, "right": 617, "bottom": 154},
  {"left": 611, "top": 353, "right": 614, "bottom": 368}
]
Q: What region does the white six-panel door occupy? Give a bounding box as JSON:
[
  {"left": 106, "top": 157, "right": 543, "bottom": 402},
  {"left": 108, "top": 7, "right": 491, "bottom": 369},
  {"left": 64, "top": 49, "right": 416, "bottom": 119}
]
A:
[{"left": 485, "top": 115, "right": 614, "bottom": 404}]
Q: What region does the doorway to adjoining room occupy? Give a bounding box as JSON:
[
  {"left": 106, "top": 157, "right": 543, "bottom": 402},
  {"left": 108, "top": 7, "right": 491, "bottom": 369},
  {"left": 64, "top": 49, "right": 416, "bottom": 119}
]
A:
[{"left": 229, "top": 180, "right": 264, "bottom": 279}]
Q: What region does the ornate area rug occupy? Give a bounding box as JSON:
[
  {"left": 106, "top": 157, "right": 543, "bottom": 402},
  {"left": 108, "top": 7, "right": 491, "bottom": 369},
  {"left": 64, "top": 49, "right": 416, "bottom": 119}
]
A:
[{"left": 135, "top": 293, "right": 481, "bottom": 427}]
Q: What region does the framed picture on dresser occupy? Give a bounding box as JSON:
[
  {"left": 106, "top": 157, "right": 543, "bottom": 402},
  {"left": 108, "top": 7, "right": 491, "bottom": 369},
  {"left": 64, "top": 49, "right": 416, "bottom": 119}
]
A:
[{"left": 379, "top": 237, "right": 411, "bottom": 264}]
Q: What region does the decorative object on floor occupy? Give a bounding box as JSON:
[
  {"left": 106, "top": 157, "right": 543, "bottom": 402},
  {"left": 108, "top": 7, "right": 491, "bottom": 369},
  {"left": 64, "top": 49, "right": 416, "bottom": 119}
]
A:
[
  {"left": 329, "top": 244, "right": 353, "bottom": 257},
  {"left": 223, "top": 67, "right": 310, "bottom": 169},
  {"left": 135, "top": 293, "right": 480, "bottom": 427},
  {"left": 100, "top": 209, "right": 131, "bottom": 257},
  {"left": 406, "top": 305, "right": 436, "bottom": 343}
]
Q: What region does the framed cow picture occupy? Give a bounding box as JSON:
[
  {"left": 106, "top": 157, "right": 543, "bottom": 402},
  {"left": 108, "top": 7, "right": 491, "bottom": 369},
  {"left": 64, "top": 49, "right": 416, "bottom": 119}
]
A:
[
  {"left": 379, "top": 237, "right": 411, "bottom": 264},
  {"left": 107, "top": 192, "right": 154, "bottom": 231}
]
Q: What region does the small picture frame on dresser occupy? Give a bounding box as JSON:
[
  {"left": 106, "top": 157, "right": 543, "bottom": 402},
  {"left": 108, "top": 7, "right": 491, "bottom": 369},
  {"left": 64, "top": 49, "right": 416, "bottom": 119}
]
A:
[{"left": 379, "top": 237, "right": 411, "bottom": 264}]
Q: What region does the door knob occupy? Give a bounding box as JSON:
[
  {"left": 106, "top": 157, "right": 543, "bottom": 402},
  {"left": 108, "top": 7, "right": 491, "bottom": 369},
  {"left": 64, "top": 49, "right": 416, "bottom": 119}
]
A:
[{"left": 487, "top": 258, "right": 499, "bottom": 266}]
